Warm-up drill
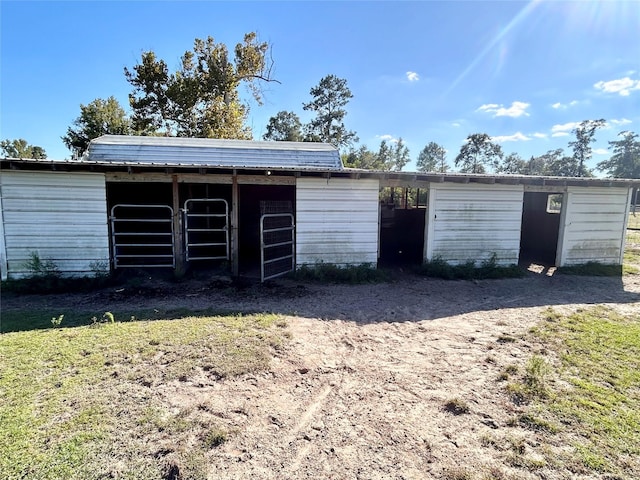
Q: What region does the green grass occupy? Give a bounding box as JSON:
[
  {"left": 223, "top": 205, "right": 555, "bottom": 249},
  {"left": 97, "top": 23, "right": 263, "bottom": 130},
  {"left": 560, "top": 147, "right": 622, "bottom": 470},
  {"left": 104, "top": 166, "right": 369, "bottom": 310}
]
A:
[
  {"left": 624, "top": 229, "right": 640, "bottom": 274},
  {"left": 292, "top": 262, "right": 390, "bottom": 283},
  {"left": 557, "top": 262, "right": 623, "bottom": 276},
  {"left": 417, "top": 255, "right": 524, "bottom": 280},
  {"left": 518, "top": 307, "right": 640, "bottom": 476},
  {"left": 0, "top": 312, "right": 287, "bottom": 479}
]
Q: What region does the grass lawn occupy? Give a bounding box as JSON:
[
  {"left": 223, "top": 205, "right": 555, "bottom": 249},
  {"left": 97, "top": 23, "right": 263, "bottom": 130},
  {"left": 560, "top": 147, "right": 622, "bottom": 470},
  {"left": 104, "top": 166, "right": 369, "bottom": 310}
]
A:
[
  {"left": 518, "top": 306, "right": 640, "bottom": 476},
  {"left": 0, "top": 312, "right": 287, "bottom": 479}
]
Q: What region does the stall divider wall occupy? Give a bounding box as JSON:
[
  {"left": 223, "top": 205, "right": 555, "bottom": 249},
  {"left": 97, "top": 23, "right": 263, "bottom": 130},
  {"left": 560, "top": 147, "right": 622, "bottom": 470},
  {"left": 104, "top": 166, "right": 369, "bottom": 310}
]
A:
[
  {"left": 296, "top": 177, "right": 380, "bottom": 266},
  {"left": 425, "top": 183, "right": 525, "bottom": 266},
  {"left": 558, "top": 186, "right": 633, "bottom": 266},
  {"left": 0, "top": 170, "right": 110, "bottom": 279}
]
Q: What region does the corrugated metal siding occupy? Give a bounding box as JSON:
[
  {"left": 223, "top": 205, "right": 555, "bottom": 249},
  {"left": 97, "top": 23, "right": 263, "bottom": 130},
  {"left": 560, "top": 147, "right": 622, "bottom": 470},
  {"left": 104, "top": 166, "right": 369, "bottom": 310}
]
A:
[
  {"left": 426, "top": 183, "right": 524, "bottom": 265},
  {"left": 0, "top": 171, "right": 109, "bottom": 278},
  {"left": 559, "top": 186, "right": 631, "bottom": 265},
  {"left": 296, "top": 178, "right": 379, "bottom": 266},
  {"left": 86, "top": 135, "right": 343, "bottom": 171}
]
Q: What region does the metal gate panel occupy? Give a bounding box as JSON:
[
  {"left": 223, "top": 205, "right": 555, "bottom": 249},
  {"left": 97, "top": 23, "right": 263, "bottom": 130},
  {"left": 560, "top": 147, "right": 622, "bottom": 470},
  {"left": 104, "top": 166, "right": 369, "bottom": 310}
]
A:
[
  {"left": 183, "top": 199, "right": 229, "bottom": 261},
  {"left": 260, "top": 213, "right": 295, "bottom": 281},
  {"left": 110, "top": 204, "right": 175, "bottom": 268}
]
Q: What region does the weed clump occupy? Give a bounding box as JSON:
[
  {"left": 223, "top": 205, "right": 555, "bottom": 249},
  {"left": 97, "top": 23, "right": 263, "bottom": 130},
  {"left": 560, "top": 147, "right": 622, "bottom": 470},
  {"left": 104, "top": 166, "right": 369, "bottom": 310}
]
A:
[
  {"left": 292, "top": 263, "right": 389, "bottom": 284},
  {"left": 417, "top": 254, "right": 524, "bottom": 280},
  {"left": 443, "top": 397, "right": 470, "bottom": 415}
]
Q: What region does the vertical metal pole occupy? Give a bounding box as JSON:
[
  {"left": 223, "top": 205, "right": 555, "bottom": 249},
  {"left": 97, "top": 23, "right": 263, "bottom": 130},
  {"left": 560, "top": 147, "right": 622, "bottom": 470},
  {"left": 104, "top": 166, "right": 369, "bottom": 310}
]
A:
[
  {"left": 172, "top": 175, "right": 185, "bottom": 276},
  {"left": 231, "top": 171, "right": 239, "bottom": 276}
]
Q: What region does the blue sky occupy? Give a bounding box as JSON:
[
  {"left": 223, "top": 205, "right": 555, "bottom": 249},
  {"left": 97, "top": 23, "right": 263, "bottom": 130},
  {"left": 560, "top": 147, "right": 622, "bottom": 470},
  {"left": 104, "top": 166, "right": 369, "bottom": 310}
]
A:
[{"left": 1, "top": 1, "right": 639, "bottom": 173}]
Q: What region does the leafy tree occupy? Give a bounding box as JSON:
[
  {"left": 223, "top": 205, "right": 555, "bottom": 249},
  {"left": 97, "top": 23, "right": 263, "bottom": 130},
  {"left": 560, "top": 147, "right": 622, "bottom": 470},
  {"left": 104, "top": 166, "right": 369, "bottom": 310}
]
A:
[
  {"left": 124, "top": 33, "right": 276, "bottom": 139},
  {"left": 342, "top": 139, "right": 410, "bottom": 171},
  {"left": 342, "top": 145, "right": 386, "bottom": 170},
  {"left": 417, "top": 142, "right": 448, "bottom": 172},
  {"left": 597, "top": 131, "right": 640, "bottom": 178},
  {"left": 263, "top": 111, "right": 304, "bottom": 141},
  {"left": 62, "top": 96, "right": 131, "bottom": 156},
  {"left": 390, "top": 138, "right": 410, "bottom": 171},
  {"left": 569, "top": 119, "right": 606, "bottom": 177},
  {"left": 1, "top": 139, "right": 47, "bottom": 159},
  {"left": 454, "top": 133, "right": 503, "bottom": 174},
  {"left": 303, "top": 74, "right": 358, "bottom": 149},
  {"left": 495, "top": 152, "right": 527, "bottom": 174},
  {"left": 538, "top": 148, "right": 582, "bottom": 177}
]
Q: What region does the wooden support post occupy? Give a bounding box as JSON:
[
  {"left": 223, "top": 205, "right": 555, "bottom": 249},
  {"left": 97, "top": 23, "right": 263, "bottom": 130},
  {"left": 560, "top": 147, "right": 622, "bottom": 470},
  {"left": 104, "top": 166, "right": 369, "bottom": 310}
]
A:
[
  {"left": 172, "top": 175, "right": 186, "bottom": 277},
  {"left": 231, "top": 171, "right": 239, "bottom": 276}
]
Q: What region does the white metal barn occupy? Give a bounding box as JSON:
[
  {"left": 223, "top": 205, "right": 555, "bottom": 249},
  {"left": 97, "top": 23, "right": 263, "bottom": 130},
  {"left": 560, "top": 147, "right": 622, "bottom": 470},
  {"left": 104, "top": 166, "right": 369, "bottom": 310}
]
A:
[{"left": 0, "top": 135, "right": 635, "bottom": 281}]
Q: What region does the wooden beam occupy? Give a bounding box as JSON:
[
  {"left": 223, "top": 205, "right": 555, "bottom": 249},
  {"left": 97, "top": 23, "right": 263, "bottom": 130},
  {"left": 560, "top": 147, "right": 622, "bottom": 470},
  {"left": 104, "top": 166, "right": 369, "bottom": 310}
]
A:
[
  {"left": 172, "top": 175, "right": 186, "bottom": 277},
  {"left": 231, "top": 171, "right": 239, "bottom": 276}
]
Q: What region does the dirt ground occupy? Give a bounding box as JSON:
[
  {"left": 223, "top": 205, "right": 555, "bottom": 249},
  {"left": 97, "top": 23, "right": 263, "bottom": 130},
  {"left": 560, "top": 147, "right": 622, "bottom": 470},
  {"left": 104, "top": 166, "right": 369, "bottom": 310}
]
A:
[{"left": 4, "top": 268, "right": 640, "bottom": 479}]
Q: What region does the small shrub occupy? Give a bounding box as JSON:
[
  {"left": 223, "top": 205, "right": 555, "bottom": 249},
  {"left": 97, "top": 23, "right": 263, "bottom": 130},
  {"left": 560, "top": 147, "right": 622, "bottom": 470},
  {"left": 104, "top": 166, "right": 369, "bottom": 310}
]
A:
[
  {"left": 203, "top": 428, "right": 228, "bottom": 448},
  {"left": 443, "top": 397, "right": 470, "bottom": 415},
  {"left": 50, "top": 314, "right": 64, "bottom": 327},
  {"left": 25, "top": 251, "right": 60, "bottom": 277},
  {"left": 517, "top": 413, "right": 559, "bottom": 433},
  {"left": 524, "top": 355, "right": 550, "bottom": 395}
]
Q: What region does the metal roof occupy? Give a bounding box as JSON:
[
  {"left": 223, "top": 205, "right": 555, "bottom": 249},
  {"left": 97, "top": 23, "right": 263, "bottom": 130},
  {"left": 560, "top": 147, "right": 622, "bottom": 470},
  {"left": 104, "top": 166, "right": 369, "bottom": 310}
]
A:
[{"left": 84, "top": 135, "right": 344, "bottom": 171}]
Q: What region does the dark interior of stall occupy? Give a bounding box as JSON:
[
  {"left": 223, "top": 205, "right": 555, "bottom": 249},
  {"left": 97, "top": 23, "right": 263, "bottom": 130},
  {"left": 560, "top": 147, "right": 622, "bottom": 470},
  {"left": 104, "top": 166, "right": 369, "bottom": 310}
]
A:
[
  {"left": 519, "top": 192, "right": 562, "bottom": 266},
  {"left": 106, "top": 182, "right": 174, "bottom": 269},
  {"left": 378, "top": 187, "right": 427, "bottom": 266},
  {"left": 106, "top": 182, "right": 232, "bottom": 273},
  {"left": 238, "top": 184, "right": 295, "bottom": 277}
]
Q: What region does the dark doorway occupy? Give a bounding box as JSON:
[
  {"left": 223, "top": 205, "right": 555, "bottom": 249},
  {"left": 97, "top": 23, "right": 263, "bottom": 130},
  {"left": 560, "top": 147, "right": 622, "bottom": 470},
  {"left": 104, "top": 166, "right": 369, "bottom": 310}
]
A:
[
  {"left": 378, "top": 187, "right": 427, "bottom": 266},
  {"left": 238, "top": 184, "right": 295, "bottom": 276},
  {"left": 520, "top": 192, "right": 562, "bottom": 265},
  {"left": 180, "top": 183, "right": 232, "bottom": 272}
]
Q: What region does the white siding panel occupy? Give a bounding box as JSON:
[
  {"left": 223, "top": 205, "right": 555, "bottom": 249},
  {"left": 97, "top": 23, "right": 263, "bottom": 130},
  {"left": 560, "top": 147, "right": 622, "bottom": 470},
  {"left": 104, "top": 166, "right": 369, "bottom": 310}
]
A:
[
  {"left": 296, "top": 177, "right": 379, "bottom": 266},
  {"left": 560, "top": 187, "right": 631, "bottom": 265},
  {"left": 427, "top": 183, "right": 524, "bottom": 265},
  {"left": 0, "top": 171, "right": 109, "bottom": 278}
]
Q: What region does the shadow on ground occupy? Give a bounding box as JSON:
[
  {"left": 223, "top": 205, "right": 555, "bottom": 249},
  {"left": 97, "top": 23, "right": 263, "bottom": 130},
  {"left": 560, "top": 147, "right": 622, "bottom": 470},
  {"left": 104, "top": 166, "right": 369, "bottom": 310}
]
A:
[{"left": 2, "top": 267, "right": 638, "bottom": 333}]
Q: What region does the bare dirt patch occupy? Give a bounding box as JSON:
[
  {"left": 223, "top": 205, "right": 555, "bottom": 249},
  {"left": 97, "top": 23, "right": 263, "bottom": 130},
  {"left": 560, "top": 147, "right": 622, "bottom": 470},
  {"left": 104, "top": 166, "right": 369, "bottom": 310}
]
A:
[{"left": 3, "top": 270, "right": 640, "bottom": 479}]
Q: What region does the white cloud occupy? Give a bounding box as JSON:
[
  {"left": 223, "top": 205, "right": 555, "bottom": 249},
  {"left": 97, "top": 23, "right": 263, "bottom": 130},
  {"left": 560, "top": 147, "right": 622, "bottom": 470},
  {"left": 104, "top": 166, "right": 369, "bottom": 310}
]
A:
[
  {"left": 594, "top": 77, "right": 640, "bottom": 96},
  {"left": 477, "top": 101, "right": 530, "bottom": 118},
  {"left": 551, "top": 100, "right": 578, "bottom": 109},
  {"left": 610, "top": 118, "right": 632, "bottom": 126},
  {"left": 406, "top": 71, "right": 419, "bottom": 82},
  {"left": 551, "top": 122, "right": 580, "bottom": 135},
  {"left": 452, "top": 122, "right": 461, "bottom": 127},
  {"left": 376, "top": 134, "right": 398, "bottom": 143},
  {"left": 532, "top": 132, "right": 547, "bottom": 139},
  {"left": 492, "top": 132, "right": 530, "bottom": 143},
  {"left": 593, "top": 148, "right": 609, "bottom": 155}
]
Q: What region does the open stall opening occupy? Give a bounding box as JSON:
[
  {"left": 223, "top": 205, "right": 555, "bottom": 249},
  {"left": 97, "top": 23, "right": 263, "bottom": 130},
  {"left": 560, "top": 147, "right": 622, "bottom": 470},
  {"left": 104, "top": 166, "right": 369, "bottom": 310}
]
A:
[
  {"left": 106, "top": 181, "right": 232, "bottom": 273},
  {"left": 519, "top": 191, "right": 563, "bottom": 266},
  {"left": 378, "top": 186, "right": 427, "bottom": 266},
  {"left": 179, "top": 183, "right": 232, "bottom": 273},
  {"left": 238, "top": 184, "right": 295, "bottom": 278},
  {"left": 106, "top": 182, "right": 174, "bottom": 269}
]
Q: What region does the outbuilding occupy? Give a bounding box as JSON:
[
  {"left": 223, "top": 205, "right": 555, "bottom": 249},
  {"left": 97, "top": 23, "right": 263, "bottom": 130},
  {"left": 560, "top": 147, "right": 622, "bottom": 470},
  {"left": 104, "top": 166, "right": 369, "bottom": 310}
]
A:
[{"left": 0, "top": 135, "right": 635, "bottom": 281}]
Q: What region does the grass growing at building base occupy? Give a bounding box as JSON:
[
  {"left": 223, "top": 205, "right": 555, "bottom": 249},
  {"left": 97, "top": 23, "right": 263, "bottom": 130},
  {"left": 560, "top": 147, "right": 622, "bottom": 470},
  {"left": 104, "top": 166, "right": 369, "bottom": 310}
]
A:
[
  {"left": 417, "top": 255, "right": 524, "bottom": 280},
  {"left": 0, "top": 312, "right": 287, "bottom": 479},
  {"left": 292, "top": 262, "right": 390, "bottom": 283},
  {"left": 517, "top": 307, "right": 640, "bottom": 476}
]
